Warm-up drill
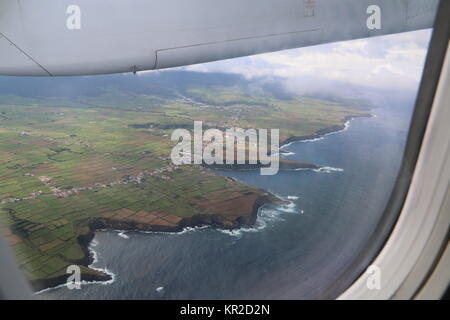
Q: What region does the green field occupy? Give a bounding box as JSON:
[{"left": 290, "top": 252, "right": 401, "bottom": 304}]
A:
[{"left": 0, "top": 72, "right": 368, "bottom": 288}]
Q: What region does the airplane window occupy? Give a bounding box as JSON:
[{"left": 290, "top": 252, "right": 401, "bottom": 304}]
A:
[{"left": 0, "top": 28, "right": 436, "bottom": 299}]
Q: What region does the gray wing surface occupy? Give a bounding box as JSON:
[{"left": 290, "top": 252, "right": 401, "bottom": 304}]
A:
[{"left": 0, "top": 0, "right": 439, "bottom": 76}]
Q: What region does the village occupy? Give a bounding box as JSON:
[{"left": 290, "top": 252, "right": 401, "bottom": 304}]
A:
[{"left": 0, "top": 163, "right": 179, "bottom": 204}]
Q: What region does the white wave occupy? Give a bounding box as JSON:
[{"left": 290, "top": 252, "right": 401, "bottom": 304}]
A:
[
  {"left": 279, "top": 202, "right": 297, "bottom": 213},
  {"left": 107, "top": 225, "right": 209, "bottom": 237},
  {"left": 320, "top": 120, "right": 351, "bottom": 139},
  {"left": 118, "top": 232, "right": 129, "bottom": 239},
  {"left": 85, "top": 242, "right": 116, "bottom": 286},
  {"left": 281, "top": 118, "right": 355, "bottom": 150},
  {"left": 218, "top": 200, "right": 302, "bottom": 238},
  {"left": 280, "top": 141, "right": 294, "bottom": 149},
  {"left": 218, "top": 219, "right": 268, "bottom": 238},
  {"left": 218, "top": 206, "right": 285, "bottom": 238},
  {"left": 176, "top": 226, "right": 209, "bottom": 235},
  {"left": 271, "top": 152, "right": 280, "bottom": 158},
  {"left": 314, "top": 166, "right": 344, "bottom": 173},
  {"left": 344, "top": 120, "right": 351, "bottom": 131},
  {"left": 287, "top": 196, "right": 299, "bottom": 200},
  {"left": 290, "top": 165, "right": 344, "bottom": 174},
  {"left": 299, "top": 136, "right": 325, "bottom": 143},
  {"left": 34, "top": 282, "right": 70, "bottom": 295},
  {"left": 141, "top": 225, "right": 209, "bottom": 236},
  {"left": 156, "top": 286, "right": 165, "bottom": 294},
  {"left": 280, "top": 151, "right": 296, "bottom": 157},
  {"left": 90, "top": 238, "right": 99, "bottom": 247},
  {"left": 280, "top": 135, "right": 324, "bottom": 149}
]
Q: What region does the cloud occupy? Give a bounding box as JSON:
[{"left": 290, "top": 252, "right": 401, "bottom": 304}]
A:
[{"left": 180, "top": 29, "right": 432, "bottom": 91}]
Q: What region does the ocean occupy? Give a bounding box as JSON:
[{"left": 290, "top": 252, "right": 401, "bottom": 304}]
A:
[{"left": 39, "top": 96, "right": 414, "bottom": 300}]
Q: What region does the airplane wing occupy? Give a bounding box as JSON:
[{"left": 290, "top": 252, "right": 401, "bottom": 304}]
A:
[{"left": 0, "top": 0, "right": 439, "bottom": 76}]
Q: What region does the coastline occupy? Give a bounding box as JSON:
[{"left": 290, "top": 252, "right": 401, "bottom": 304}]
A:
[
  {"left": 281, "top": 114, "right": 371, "bottom": 148},
  {"left": 33, "top": 113, "right": 370, "bottom": 294},
  {"left": 203, "top": 158, "right": 320, "bottom": 172},
  {"left": 33, "top": 192, "right": 283, "bottom": 293}
]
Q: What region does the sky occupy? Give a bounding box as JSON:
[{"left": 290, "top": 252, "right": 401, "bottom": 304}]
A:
[{"left": 179, "top": 29, "right": 432, "bottom": 93}]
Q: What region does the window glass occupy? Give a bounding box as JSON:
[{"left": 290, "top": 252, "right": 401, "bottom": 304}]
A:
[{"left": 0, "top": 29, "right": 432, "bottom": 299}]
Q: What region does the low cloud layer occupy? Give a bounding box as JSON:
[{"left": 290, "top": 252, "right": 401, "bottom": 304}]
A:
[{"left": 181, "top": 30, "right": 432, "bottom": 93}]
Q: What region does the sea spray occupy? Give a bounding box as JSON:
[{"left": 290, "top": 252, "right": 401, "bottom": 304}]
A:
[{"left": 313, "top": 167, "right": 344, "bottom": 173}]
